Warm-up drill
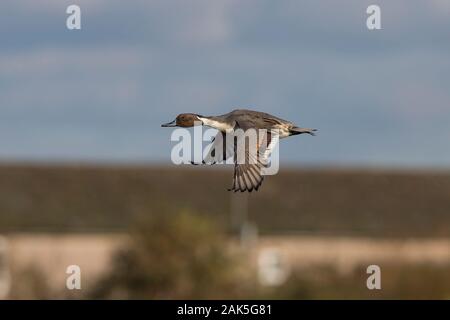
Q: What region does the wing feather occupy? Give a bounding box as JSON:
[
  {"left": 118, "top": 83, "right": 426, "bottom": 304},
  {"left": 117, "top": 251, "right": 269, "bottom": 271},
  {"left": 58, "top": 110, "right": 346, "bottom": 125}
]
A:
[{"left": 228, "top": 121, "right": 277, "bottom": 192}]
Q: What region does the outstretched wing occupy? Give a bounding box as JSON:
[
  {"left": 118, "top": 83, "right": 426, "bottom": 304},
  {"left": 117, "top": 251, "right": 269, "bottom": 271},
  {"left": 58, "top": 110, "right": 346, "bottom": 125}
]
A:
[
  {"left": 201, "top": 131, "right": 234, "bottom": 165},
  {"left": 229, "top": 121, "right": 278, "bottom": 192}
]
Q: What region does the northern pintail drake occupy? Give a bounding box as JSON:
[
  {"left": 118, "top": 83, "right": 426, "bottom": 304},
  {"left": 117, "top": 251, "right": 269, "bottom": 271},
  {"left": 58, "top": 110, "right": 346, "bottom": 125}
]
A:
[{"left": 162, "top": 109, "right": 316, "bottom": 192}]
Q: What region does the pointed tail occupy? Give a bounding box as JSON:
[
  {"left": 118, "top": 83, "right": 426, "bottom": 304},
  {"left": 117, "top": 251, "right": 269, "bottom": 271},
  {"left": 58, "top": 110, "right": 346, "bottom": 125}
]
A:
[{"left": 290, "top": 127, "right": 317, "bottom": 136}]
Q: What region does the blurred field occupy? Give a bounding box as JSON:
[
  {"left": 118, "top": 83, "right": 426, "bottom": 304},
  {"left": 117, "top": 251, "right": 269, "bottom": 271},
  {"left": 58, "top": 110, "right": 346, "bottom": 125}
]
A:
[
  {"left": 5, "top": 233, "right": 450, "bottom": 299},
  {"left": 0, "top": 163, "right": 449, "bottom": 237},
  {"left": 8, "top": 234, "right": 450, "bottom": 286},
  {"left": 1, "top": 163, "right": 450, "bottom": 299}
]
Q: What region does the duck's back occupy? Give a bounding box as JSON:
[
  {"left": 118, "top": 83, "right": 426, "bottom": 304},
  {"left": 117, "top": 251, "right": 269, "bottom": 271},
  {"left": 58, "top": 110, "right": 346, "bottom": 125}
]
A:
[{"left": 224, "top": 109, "right": 293, "bottom": 129}]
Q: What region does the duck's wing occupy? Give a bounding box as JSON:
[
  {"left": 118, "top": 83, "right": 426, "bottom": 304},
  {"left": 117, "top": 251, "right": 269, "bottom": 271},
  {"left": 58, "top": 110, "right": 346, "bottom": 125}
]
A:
[
  {"left": 229, "top": 120, "right": 279, "bottom": 192},
  {"left": 199, "top": 131, "right": 234, "bottom": 165}
]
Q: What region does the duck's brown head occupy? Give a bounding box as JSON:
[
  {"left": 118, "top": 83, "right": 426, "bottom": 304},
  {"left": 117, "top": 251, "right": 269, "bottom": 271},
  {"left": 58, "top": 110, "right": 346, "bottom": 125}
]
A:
[{"left": 161, "top": 113, "right": 203, "bottom": 127}]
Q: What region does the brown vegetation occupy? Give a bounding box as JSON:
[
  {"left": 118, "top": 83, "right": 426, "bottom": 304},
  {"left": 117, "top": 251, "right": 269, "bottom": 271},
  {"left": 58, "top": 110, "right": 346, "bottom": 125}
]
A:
[{"left": 0, "top": 164, "right": 449, "bottom": 237}]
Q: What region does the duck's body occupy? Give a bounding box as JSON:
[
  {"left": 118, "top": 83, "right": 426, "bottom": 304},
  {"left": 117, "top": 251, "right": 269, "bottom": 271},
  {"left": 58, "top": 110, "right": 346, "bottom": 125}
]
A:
[
  {"left": 162, "top": 109, "right": 316, "bottom": 192},
  {"left": 197, "top": 109, "right": 314, "bottom": 138}
]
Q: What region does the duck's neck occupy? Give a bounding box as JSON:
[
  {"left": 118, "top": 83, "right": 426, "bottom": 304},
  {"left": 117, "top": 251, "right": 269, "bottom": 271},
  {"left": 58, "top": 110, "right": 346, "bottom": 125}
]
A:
[{"left": 198, "top": 116, "right": 233, "bottom": 132}]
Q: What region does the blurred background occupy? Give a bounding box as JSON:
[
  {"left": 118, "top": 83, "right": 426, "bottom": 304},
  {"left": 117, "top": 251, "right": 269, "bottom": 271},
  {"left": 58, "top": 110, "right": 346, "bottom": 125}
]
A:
[{"left": 0, "top": 0, "right": 450, "bottom": 299}]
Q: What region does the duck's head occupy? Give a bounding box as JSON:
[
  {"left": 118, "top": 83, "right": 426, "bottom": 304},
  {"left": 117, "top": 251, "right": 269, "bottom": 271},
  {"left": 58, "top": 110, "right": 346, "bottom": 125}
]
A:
[{"left": 161, "top": 113, "right": 203, "bottom": 127}]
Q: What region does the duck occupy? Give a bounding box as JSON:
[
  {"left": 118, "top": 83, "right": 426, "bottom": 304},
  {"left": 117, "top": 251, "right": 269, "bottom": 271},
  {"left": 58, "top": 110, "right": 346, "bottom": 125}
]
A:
[{"left": 162, "top": 109, "right": 316, "bottom": 192}]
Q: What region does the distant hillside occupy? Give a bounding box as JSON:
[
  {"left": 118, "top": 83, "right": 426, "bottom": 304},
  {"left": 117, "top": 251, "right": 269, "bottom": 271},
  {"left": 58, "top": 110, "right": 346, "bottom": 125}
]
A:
[{"left": 0, "top": 164, "right": 449, "bottom": 237}]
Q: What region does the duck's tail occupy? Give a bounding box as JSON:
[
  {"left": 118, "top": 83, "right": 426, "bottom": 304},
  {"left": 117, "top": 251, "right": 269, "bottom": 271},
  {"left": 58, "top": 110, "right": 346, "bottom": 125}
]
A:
[{"left": 290, "top": 127, "right": 317, "bottom": 136}]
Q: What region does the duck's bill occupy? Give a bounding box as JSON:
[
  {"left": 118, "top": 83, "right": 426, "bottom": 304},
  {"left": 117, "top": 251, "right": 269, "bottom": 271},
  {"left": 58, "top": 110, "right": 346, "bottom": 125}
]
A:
[{"left": 161, "top": 120, "right": 176, "bottom": 127}]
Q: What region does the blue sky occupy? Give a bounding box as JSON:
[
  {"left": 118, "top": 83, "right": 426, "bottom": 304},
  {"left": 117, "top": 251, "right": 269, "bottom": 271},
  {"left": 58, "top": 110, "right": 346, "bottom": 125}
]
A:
[{"left": 1, "top": 0, "right": 449, "bottom": 167}]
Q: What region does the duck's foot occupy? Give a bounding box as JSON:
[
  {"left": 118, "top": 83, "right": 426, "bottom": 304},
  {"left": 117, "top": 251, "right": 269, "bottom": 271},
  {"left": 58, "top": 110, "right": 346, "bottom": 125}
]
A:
[{"left": 189, "top": 160, "right": 216, "bottom": 165}]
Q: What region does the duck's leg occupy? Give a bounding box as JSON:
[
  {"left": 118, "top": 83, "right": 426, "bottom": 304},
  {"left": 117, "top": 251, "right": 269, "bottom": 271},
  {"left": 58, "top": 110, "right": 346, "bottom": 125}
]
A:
[{"left": 189, "top": 160, "right": 216, "bottom": 165}]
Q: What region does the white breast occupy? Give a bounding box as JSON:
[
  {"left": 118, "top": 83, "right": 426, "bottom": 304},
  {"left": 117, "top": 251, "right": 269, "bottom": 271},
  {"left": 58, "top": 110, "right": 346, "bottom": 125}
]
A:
[{"left": 199, "top": 117, "right": 234, "bottom": 133}]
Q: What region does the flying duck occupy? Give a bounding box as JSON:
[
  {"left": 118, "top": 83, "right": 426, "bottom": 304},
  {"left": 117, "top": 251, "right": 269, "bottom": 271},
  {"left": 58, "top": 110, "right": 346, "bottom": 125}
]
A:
[{"left": 162, "top": 109, "right": 316, "bottom": 192}]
